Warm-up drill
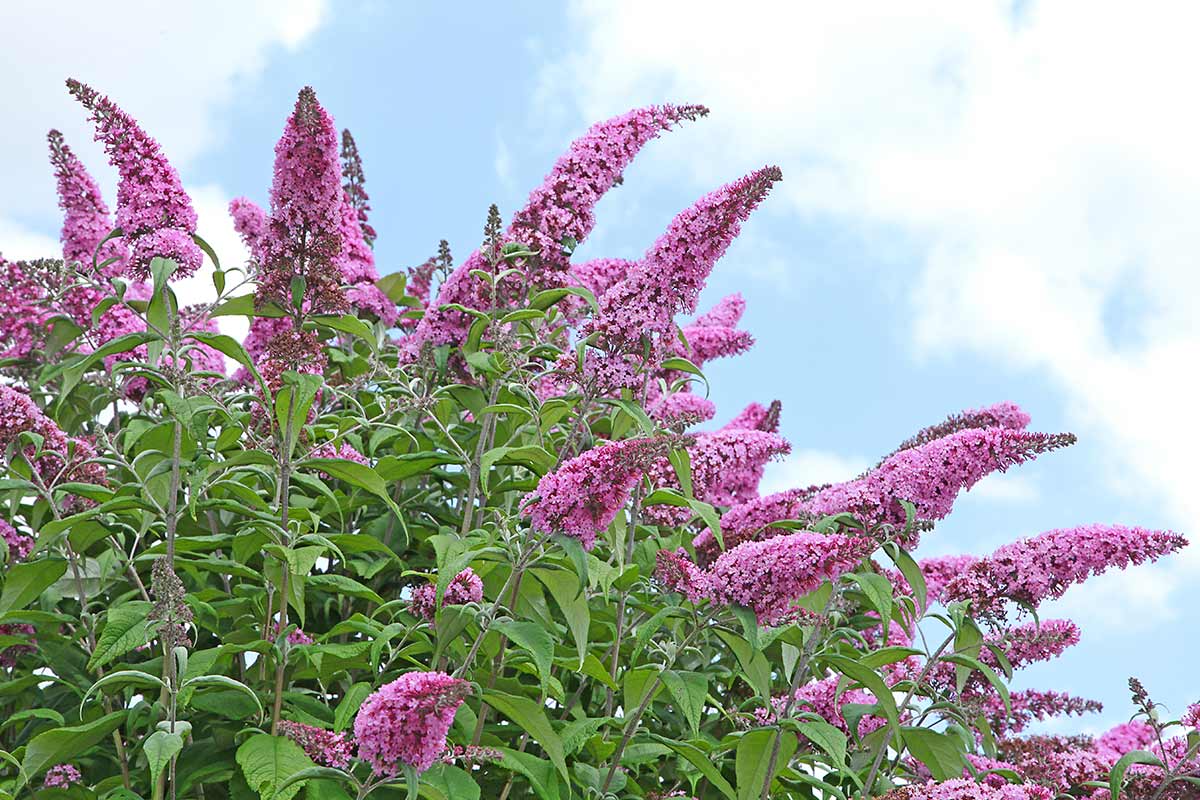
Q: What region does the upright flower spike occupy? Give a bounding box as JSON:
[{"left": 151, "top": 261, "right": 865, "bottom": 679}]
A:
[
  {"left": 354, "top": 671, "right": 471, "bottom": 775},
  {"left": 943, "top": 524, "right": 1188, "bottom": 614},
  {"left": 48, "top": 129, "right": 128, "bottom": 276},
  {"left": 801, "top": 427, "right": 1077, "bottom": 547},
  {"left": 510, "top": 103, "right": 709, "bottom": 274},
  {"left": 588, "top": 165, "right": 783, "bottom": 353},
  {"left": 705, "top": 531, "right": 874, "bottom": 624},
  {"left": 258, "top": 86, "right": 348, "bottom": 314},
  {"left": 340, "top": 128, "right": 375, "bottom": 247},
  {"left": 525, "top": 436, "right": 674, "bottom": 550},
  {"left": 66, "top": 79, "right": 202, "bottom": 280},
  {"left": 408, "top": 105, "right": 707, "bottom": 352}
]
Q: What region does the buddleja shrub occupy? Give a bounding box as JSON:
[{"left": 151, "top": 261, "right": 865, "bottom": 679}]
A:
[{"left": 0, "top": 80, "right": 1194, "bottom": 800}]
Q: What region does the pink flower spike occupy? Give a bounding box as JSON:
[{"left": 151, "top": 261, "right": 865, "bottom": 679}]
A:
[
  {"left": 706, "top": 531, "right": 874, "bottom": 625},
  {"left": 944, "top": 524, "right": 1188, "bottom": 614},
  {"left": 66, "top": 80, "right": 201, "bottom": 280},
  {"left": 525, "top": 436, "right": 674, "bottom": 550},
  {"left": 354, "top": 671, "right": 471, "bottom": 775}
]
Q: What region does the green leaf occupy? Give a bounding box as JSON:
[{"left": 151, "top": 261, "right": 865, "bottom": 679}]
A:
[
  {"left": 274, "top": 766, "right": 355, "bottom": 796},
  {"left": 483, "top": 690, "right": 568, "bottom": 781},
  {"left": 0, "top": 708, "right": 64, "bottom": 731},
  {"left": 900, "top": 727, "right": 966, "bottom": 780},
  {"left": 822, "top": 654, "right": 900, "bottom": 731},
  {"left": 180, "top": 675, "right": 264, "bottom": 721},
  {"left": 795, "top": 719, "right": 848, "bottom": 768},
  {"left": 0, "top": 559, "right": 68, "bottom": 616},
  {"left": 20, "top": 710, "right": 126, "bottom": 786},
  {"left": 849, "top": 572, "right": 894, "bottom": 628},
  {"left": 144, "top": 729, "right": 184, "bottom": 787},
  {"left": 236, "top": 734, "right": 315, "bottom": 800},
  {"left": 306, "top": 574, "right": 384, "bottom": 605},
  {"left": 188, "top": 331, "right": 265, "bottom": 388},
  {"left": 333, "top": 683, "right": 372, "bottom": 732},
  {"left": 661, "top": 671, "right": 707, "bottom": 737},
  {"left": 312, "top": 315, "right": 377, "bottom": 351},
  {"left": 1109, "top": 749, "right": 1165, "bottom": 799},
  {"left": 496, "top": 747, "right": 561, "bottom": 800},
  {"left": 88, "top": 601, "right": 152, "bottom": 671},
  {"left": 884, "top": 543, "right": 927, "bottom": 613},
  {"left": 736, "top": 728, "right": 797, "bottom": 800},
  {"left": 647, "top": 734, "right": 736, "bottom": 800},
  {"left": 298, "top": 459, "right": 400, "bottom": 517},
  {"left": 533, "top": 569, "right": 590, "bottom": 668},
  {"left": 491, "top": 620, "right": 554, "bottom": 691},
  {"left": 81, "top": 670, "right": 169, "bottom": 713},
  {"left": 421, "top": 764, "right": 480, "bottom": 800}
]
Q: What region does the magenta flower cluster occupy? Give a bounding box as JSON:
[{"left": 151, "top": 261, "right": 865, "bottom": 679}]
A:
[
  {"left": 277, "top": 720, "right": 353, "bottom": 768},
  {"left": 43, "top": 763, "right": 82, "bottom": 789},
  {"left": 526, "top": 437, "right": 673, "bottom": 550},
  {"left": 657, "top": 531, "right": 874, "bottom": 625},
  {"left": 353, "top": 670, "right": 470, "bottom": 774},
  {"left": 409, "top": 568, "right": 484, "bottom": 622}
]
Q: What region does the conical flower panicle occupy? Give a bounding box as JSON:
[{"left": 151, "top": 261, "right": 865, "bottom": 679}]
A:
[
  {"left": 354, "top": 671, "right": 471, "bottom": 775},
  {"left": 48, "top": 130, "right": 128, "bottom": 275},
  {"left": 258, "top": 86, "right": 347, "bottom": 314},
  {"left": 706, "top": 531, "right": 875, "bottom": 625},
  {"left": 66, "top": 79, "right": 201, "bottom": 280}
]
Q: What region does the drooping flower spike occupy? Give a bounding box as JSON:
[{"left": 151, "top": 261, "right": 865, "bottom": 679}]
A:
[
  {"left": 800, "top": 427, "right": 1076, "bottom": 547},
  {"left": 526, "top": 436, "right": 676, "bottom": 550},
  {"left": 705, "top": 531, "right": 875, "bottom": 624},
  {"left": 66, "top": 79, "right": 202, "bottom": 280},
  {"left": 943, "top": 524, "right": 1188, "bottom": 614},
  {"left": 877, "top": 401, "right": 1033, "bottom": 466}
]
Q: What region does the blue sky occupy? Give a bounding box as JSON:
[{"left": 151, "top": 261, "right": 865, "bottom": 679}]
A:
[{"left": 2, "top": 1, "right": 1196, "bottom": 729}]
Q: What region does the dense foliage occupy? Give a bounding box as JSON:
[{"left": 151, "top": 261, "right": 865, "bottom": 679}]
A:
[{"left": 0, "top": 80, "right": 1195, "bottom": 800}]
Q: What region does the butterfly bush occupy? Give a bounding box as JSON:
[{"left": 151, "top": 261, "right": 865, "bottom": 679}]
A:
[{"left": 0, "top": 79, "right": 1191, "bottom": 800}]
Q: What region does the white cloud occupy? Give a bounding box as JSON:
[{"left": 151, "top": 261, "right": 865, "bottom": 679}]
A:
[
  {"left": 0, "top": 1, "right": 323, "bottom": 350},
  {"left": 541, "top": 2, "right": 1200, "bottom": 584},
  {"left": 760, "top": 449, "right": 868, "bottom": 496},
  {"left": 0, "top": 1, "right": 325, "bottom": 224}
]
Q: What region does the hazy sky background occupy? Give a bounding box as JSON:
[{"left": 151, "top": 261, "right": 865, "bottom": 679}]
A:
[{"left": 2, "top": 1, "right": 1197, "bottom": 728}]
